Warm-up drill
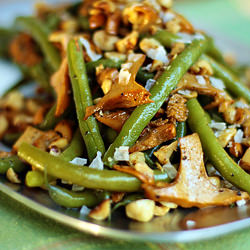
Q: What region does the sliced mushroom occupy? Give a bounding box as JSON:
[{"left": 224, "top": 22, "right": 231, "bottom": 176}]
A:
[
  {"left": 143, "top": 133, "right": 249, "bottom": 208},
  {"left": 84, "top": 54, "right": 152, "bottom": 119}
]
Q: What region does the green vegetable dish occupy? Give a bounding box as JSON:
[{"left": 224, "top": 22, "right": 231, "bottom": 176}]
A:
[{"left": 1, "top": 0, "right": 250, "bottom": 222}]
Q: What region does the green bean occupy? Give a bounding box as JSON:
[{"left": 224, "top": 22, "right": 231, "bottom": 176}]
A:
[
  {"left": 44, "top": 13, "right": 60, "bottom": 32},
  {"left": 144, "top": 153, "right": 155, "bottom": 168},
  {"left": 48, "top": 185, "right": 108, "bottom": 208},
  {"left": 16, "top": 16, "right": 61, "bottom": 71},
  {"left": 18, "top": 143, "right": 170, "bottom": 192},
  {"left": 187, "top": 98, "right": 250, "bottom": 193},
  {"left": 176, "top": 121, "right": 187, "bottom": 140},
  {"left": 2, "top": 132, "right": 21, "bottom": 145},
  {"left": 28, "top": 63, "right": 52, "bottom": 93},
  {"left": 25, "top": 170, "right": 45, "bottom": 187},
  {"left": 152, "top": 29, "right": 180, "bottom": 48},
  {"left": 136, "top": 69, "right": 154, "bottom": 84},
  {"left": 0, "top": 155, "right": 27, "bottom": 174},
  {"left": 0, "top": 27, "right": 15, "bottom": 58},
  {"left": 67, "top": 39, "right": 105, "bottom": 161},
  {"left": 104, "top": 37, "right": 208, "bottom": 167},
  {"left": 86, "top": 59, "right": 122, "bottom": 75},
  {"left": 60, "top": 129, "right": 85, "bottom": 162},
  {"left": 39, "top": 104, "right": 59, "bottom": 130},
  {"left": 203, "top": 55, "right": 250, "bottom": 103}
]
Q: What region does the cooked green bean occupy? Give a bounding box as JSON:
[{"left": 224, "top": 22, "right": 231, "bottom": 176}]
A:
[
  {"left": 104, "top": 37, "right": 209, "bottom": 167},
  {"left": 39, "top": 104, "right": 59, "bottom": 130},
  {"left": 0, "top": 155, "right": 27, "bottom": 174},
  {"left": 152, "top": 29, "right": 180, "bottom": 48},
  {"left": 48, "top": 186, "right": 108, "bottom": 208},
  {"left": 67, "top": 39, "right": 105, "bottom": 161},
  {"left": 25, "top": 170, "right": 45, "bottom": 187},
  {"left": 187, "top": 98, "right": 250, "bottom": 193},
  {"left": 176, "top": 121, "right": 187, "bottom": 140},
  {"left": 203, "top": 55, "right": 250, "bottom": 103},
  {"left": 28, "top": 63, "right": 52, "bottom": 93},
  {"left": 18, "top": 143, "right": 170, "bottom": 192},
  {"left": 16, "top": 16, "right": 61, "bottom": 71},
  {"left": 2, "top": 132, "right": 21, "bottom": 145},
  {"left": 0, "top": 27, "right": 15, "bottom": 58}
]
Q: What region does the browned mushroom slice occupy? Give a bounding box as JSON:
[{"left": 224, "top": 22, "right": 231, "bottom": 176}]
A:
[
  {"left": 143, "top": 133, "right": 249, "bottom": 208},
  {"left": 50, "top": 57, "right": 71, "bottom": 117},
  {"left": 84, "top": 54, "right": 152, "bottom": 119},
  {"left": 129, "top": 122, "right": 176, "bottom": 153},
  {"left": 95, "top": 110, "right": 130, "bottom": 132}
]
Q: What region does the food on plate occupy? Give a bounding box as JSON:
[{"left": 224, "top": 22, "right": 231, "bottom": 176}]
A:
[{"left": 1, "top": 0, "right": 250, "bottom": 223}]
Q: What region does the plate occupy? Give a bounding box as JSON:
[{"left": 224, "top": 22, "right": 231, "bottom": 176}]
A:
[{"left": 1, "top": 0, "right": 250, "bottom": 243}]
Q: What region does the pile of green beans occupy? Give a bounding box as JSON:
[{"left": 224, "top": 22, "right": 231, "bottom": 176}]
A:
[
  {"left": 1, "top": 0, "right": 250, "bottom": 212},
  {"left": 103, "top": 37, "right": 208, "bottom": 166}
]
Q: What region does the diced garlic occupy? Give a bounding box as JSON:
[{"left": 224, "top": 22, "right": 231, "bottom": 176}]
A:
[
  {"left": 79, "top": 37, "right": 102, "bottom": 62},
  {"left": 114, "top": 146, "right": 129, "bottom": 161},
  {"left": 89, "top": 151, "right": 104, "bottom": 170},
  {"left": 236, "top": 199, "right": 247, "bottom": 207},
  {"left": 80, "top": 205, "right": 91, "bottom": 216},
  {"left": 162, "top": 162, "right": 177, "bottom": 179},
  {"left": 70, "top": 157, "right": 88, "bottom": 166},
  {"left": 186, "top": 220, "right": 196, "bottom": 229},
  {"left": 196, "top": 75, "right": 206, "bottom": 85},
  {"left": 145, "top": 79, "right": 156, "bottom": 91},
  {"left": 209, "top": 120, "right": 227, "bottom": 131},
  {"left": 234, "top": 129, "right": 244, "bottom": 143},
  {"left": 72, "top": 184, "right": 85, "bottom": 192},
  {"left": 126, "top": 199, "right": 155, "bottom": 222},
  {"left": 210, "top": 76, "right": 225, "bottom": 90}
]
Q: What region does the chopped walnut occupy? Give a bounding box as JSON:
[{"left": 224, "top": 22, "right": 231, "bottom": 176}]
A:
[
  {"left": 123, "top": 3, "right": 159, "bottom": 32},
  {"left": 93, "top": 30, "right": 120, "bottom": 51},
  {"left": 229, "top": 142, "right": 243, "bottom": 158},
  {"left": 6, "top": 168, "right": 21, "bottom": 184},
  {"left": 170, "top": 42, "right": 185, "bottom": 58},
  {"left": 166, "top": 94, "right": 188, "bottom": 122},
  {"left": 115, "top": 31, "right": 138, "bottom": 53},
  {"left": 89, "top": 199, "right": 111, "bottom": 220},
  {"left": 96, "top": 67, "right": 119, "bottom": 94},
  {"left": 190, "top": 59, "right": 213, "bottom": 76}
]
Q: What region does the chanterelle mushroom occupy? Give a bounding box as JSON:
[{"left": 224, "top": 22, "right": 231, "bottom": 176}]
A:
[{"left": 142, "top": 133, "right": 249, "bottom": 208}]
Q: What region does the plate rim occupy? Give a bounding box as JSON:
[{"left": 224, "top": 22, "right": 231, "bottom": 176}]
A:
[{"left": 1, "top": 181, "right": 250, "bottom": 243}]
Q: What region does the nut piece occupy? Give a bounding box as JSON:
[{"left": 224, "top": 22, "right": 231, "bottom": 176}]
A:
[
  {"left": 216, "top": 128, "right": 237, "bottom": 148},
  {"left": 240, "top": 147, "right": 250, "bottom": 171},
  {"left": 126, "top": 199, "right": 155, "bottom": 222},
  {"left": 154, "top": 205, "right": 170, "bottom": 217},
  {"left": 93, "top": 30, "right": 120, "bottom": 51},
  {"left": 157, "top": 0, "right": 173, "bottom": 8},
  {"left": 229, "top": 142, "right": 243, "bottom": 158},
  {"left": 6, "top": 168, "right": 21, "bottom": 184},
  {"left": 140, "top": 38, "right": 168, "bottom": 64},
  {"left": 104, "top": 52, "right": 126, "bottom": 62},
  {"left": 89, "top": 199, "right": 111, "bottom": 220},
  {"left": 190, "top": 59, "right": 213, "bottom": 76},
  {"left": 116, "top": 31, "right": 138, "bottom": 53},
  {"left": 3, "top": 91, "right": 24, "bottom": 111}
]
